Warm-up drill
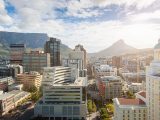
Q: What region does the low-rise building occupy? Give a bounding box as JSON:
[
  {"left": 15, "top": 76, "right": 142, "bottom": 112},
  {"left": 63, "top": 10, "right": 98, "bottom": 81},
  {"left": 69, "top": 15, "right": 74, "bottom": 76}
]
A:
[
  {"left": 128, "top": 83, "right": 142, "bottom": 93},
  {"left": 95, "top": 65, "right": 117, "bottom": 78},
  {"left": 17, "top": 71, "right": 42, "bottom": 90},
  {"left": 8, "top": 84, "right": 23, "bottom": 91},
  {"left": 0, "top": 90, "right": 30, "bottom": 116},
  {"left": 0, "top": 93, "right": 15, "bottom": 116},
  {"left": 0, "top": 77, "right": 14, "bottom": 92},
  {"left": 8, "top": 90, "right": 30, "bottom": 106},
  {"left": 113, "top": 91, "right": 147, "bottom": 120},
  {"left": 97, "top": 76, "right": 122, "bottom": 100}
]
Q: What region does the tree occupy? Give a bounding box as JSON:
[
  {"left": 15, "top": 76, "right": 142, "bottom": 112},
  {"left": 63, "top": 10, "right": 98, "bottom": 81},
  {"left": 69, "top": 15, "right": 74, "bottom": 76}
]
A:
[
  {"left": 100, "top": 108, "right": 110, "bottom": 120},
  {"left": 126, "top": 91, "right": 135, "bottom": 99},
  {"left": 106, "top": 104, "right": 114, "bottom": 113},
  {"left": 87, "top": 99, "right": 97, "bottom": 114}
]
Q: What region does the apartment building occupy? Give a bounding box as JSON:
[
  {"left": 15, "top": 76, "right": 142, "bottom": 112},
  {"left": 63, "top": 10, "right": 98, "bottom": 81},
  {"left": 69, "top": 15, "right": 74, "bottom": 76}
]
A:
[
  {"left": 23, "top": 51, "right": 50, "bottom": 74},
  {"left": 34, "top": 66, "right": 87, "bottom": 120},
  {"left": 97, "top": 76, "right": 122, "bottom": 100},
  {"left": 17, "top": 71, "right": 42, "bottom": 90},
  {"left": 113, "top": 91, "right": 147, "bottom": 120}
]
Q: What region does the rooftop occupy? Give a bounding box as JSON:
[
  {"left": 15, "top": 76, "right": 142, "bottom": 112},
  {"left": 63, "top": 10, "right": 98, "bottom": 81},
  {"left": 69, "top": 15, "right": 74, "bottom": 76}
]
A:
[
  {"left": 117, "top": 98, "right": 145, "bottom": 105},
  {"left": 53, "top": 77, "right": 87, "bottom": 87},
  {"left": 101, "top": 76, "right": 121, "bottom": 82},
  {"left": 137, "top": 91, "right": 146, "bottom": 98},
  {"left": 0, "top": 93, "right": 14, "bottom": 100}
]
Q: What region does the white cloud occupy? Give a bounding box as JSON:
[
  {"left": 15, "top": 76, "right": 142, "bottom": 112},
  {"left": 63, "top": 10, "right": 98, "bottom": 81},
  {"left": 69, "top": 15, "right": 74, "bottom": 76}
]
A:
[
  {"left": 0, "top": 0, "right": 160, "bottom": 53},
  {"left": 0, "top": 0, "right": 13, "bottom": 25},
  {"left": 128, "top": 10, "right": 160, "bottom": 23}
]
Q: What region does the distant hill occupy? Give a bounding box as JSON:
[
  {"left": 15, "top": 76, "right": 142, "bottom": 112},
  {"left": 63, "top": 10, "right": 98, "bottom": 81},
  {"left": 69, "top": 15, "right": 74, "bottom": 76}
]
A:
[
  {"left": 89, "top": 40, "right": 137, "bottom": 57},
  {"left": 0, "top": 31, "right": 72, "bottom": 57}
]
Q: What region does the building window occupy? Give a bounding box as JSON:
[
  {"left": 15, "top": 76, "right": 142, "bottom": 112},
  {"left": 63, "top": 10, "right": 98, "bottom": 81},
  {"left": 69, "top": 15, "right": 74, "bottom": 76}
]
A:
[{"left": 73, "top": 106, "right": 80, "bottom": 115}]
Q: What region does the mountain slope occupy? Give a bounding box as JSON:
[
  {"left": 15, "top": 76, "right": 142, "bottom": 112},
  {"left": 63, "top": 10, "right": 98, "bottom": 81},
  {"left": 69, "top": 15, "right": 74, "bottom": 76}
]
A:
[
  {"left": 0, "top": 31, "right": 72, "bottom": 57},
  {"left": 89, "top": 40, "right": 137, "bottom": 57}
]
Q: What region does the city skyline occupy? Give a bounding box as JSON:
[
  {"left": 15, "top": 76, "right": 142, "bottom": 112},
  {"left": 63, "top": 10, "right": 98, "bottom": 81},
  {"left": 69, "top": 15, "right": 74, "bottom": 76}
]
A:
[{"left": 0, "top": 0, "right": 160, "bottom": 52}]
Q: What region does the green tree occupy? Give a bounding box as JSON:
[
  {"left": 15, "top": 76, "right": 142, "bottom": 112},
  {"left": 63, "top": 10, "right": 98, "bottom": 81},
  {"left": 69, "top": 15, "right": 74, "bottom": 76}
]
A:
[
  {"left": 87, "top": 99, "right": 97, "bottom": 114},
  {"left": 106, "top": 104, "right": 114, "bottom": 113}
]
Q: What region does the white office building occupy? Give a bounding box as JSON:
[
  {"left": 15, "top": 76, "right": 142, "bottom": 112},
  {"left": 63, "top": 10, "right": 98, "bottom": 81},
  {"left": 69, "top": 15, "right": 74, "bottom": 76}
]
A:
[
  {"left": 34, "top": 66, "right": 87, "bottom": 120},
  {"left": 146, "top": 39, "right": 160, "bottom": 120}
]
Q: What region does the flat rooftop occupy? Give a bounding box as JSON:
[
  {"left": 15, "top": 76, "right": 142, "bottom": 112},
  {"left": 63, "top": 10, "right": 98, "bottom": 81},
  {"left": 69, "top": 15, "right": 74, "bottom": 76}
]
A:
[
  {"left": 0, "top": 93, "right": 14, "bottom": 100},
  {"left": 53, "top": 77, "right": 87, "bottom": 87},
  {"left": 101, "top": 76, "right": 121, "bottom": 82},
  {"left": 137, "top": 91, "right": 146, "bottom": 98},
  {"left": 117, "top": 98, "right": 146, "bottom": 105}
]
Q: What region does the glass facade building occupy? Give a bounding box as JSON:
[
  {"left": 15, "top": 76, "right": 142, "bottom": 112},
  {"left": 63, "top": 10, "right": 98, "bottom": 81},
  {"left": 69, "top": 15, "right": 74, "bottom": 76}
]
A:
[{"left": 44, "top": 37, "right": 61, "bottom": 66}]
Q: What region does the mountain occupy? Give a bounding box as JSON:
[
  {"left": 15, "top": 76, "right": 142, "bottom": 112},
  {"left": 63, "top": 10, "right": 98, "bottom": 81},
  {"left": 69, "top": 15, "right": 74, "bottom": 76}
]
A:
[
  {"left": 89, "top": 40, "right": 138, "bottom": 57},
  {"left": 0, "top": 31, "right": 72, "bottom": 57}
]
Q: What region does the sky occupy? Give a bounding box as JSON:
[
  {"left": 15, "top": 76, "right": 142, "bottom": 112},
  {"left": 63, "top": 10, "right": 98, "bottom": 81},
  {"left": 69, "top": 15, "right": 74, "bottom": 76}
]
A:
[{"left": 0, "top": 0, "right": 160, "bottom": 52}]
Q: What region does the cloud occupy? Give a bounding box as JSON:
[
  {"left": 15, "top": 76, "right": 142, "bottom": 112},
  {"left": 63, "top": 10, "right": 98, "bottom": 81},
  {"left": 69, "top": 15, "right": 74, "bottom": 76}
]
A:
[
  {"left": 0, "top": 0, "right": 160, "bottom": 52},
  {"left": 0, "top": 0, "right": 13, "bottom": 25}
]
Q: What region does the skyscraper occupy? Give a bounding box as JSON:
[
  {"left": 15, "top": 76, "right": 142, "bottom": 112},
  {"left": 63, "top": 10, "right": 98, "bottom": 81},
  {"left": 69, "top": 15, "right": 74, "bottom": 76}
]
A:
[
  {"left": 44, "top": 37, "right": 61, "bottom": 66},
  {"left": 10, "top": 44, "right": 26, "bottom": 65},
  {"left": 146, "top": 39, "right": 160, "bottom": 120},
  {"left": 69, "top": 44, "right": 87, "bottom": 69}
]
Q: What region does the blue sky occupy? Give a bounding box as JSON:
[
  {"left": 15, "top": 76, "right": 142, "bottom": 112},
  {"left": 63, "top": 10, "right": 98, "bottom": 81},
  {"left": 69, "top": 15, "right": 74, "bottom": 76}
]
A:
[{"left": 0, "top": 0, "right": 160, "bottom": 52}]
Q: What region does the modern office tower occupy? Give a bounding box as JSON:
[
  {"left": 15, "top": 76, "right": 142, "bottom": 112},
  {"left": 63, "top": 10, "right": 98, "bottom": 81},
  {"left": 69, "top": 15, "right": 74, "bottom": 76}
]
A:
[
  {"left": 10, "top": 44, "right": 26, "bottom": 65},
  {"left": 17, "top": 71, "right": 42, "bottom": 90},
  {"left": 44, "top": 37, "right": 61, "bottom": 66},
  {"left": 113, "top": 91, "right": 147, "bottom": 120},
  {"left": 34, "top": 66, "right": 87, "bottom": 120},
  {"left": 23, "top": 51, "right": 50, "bottom": 74},
  {"left": 69, "top": 44, "right": 87, "bottom": 69},
  {"left": 146, "top": 39, "right": 160, "bottom": 120},
  {"left": 97, "top": 76, "right": 122, "bottom": 100},
  {"left": 112, "top": 56, "right": 122, "bottom": 69}
]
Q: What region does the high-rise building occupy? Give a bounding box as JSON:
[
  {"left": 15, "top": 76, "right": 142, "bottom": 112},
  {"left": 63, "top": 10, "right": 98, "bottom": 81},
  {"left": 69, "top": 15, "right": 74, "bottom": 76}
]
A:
[
  {"left": 69, "top": 44, "right": 87, "bottom": 69},
  {"left": 34, "top": 66, "right": 87, "bottom": 120},
  {"left": 44, "top": 37, "right": 61, "bottom": 66},
  {"left": 17, "top": 71, "right": 42, "bottom": 90},
  {"left": 146, "top": 39, "right": 160, "bottom": 120},
  {"left": 10, "top": 44, "right": 26, "bottom": 65},
  {"left": 23, "top": 51, "right": 50, "bottom": 74}
]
